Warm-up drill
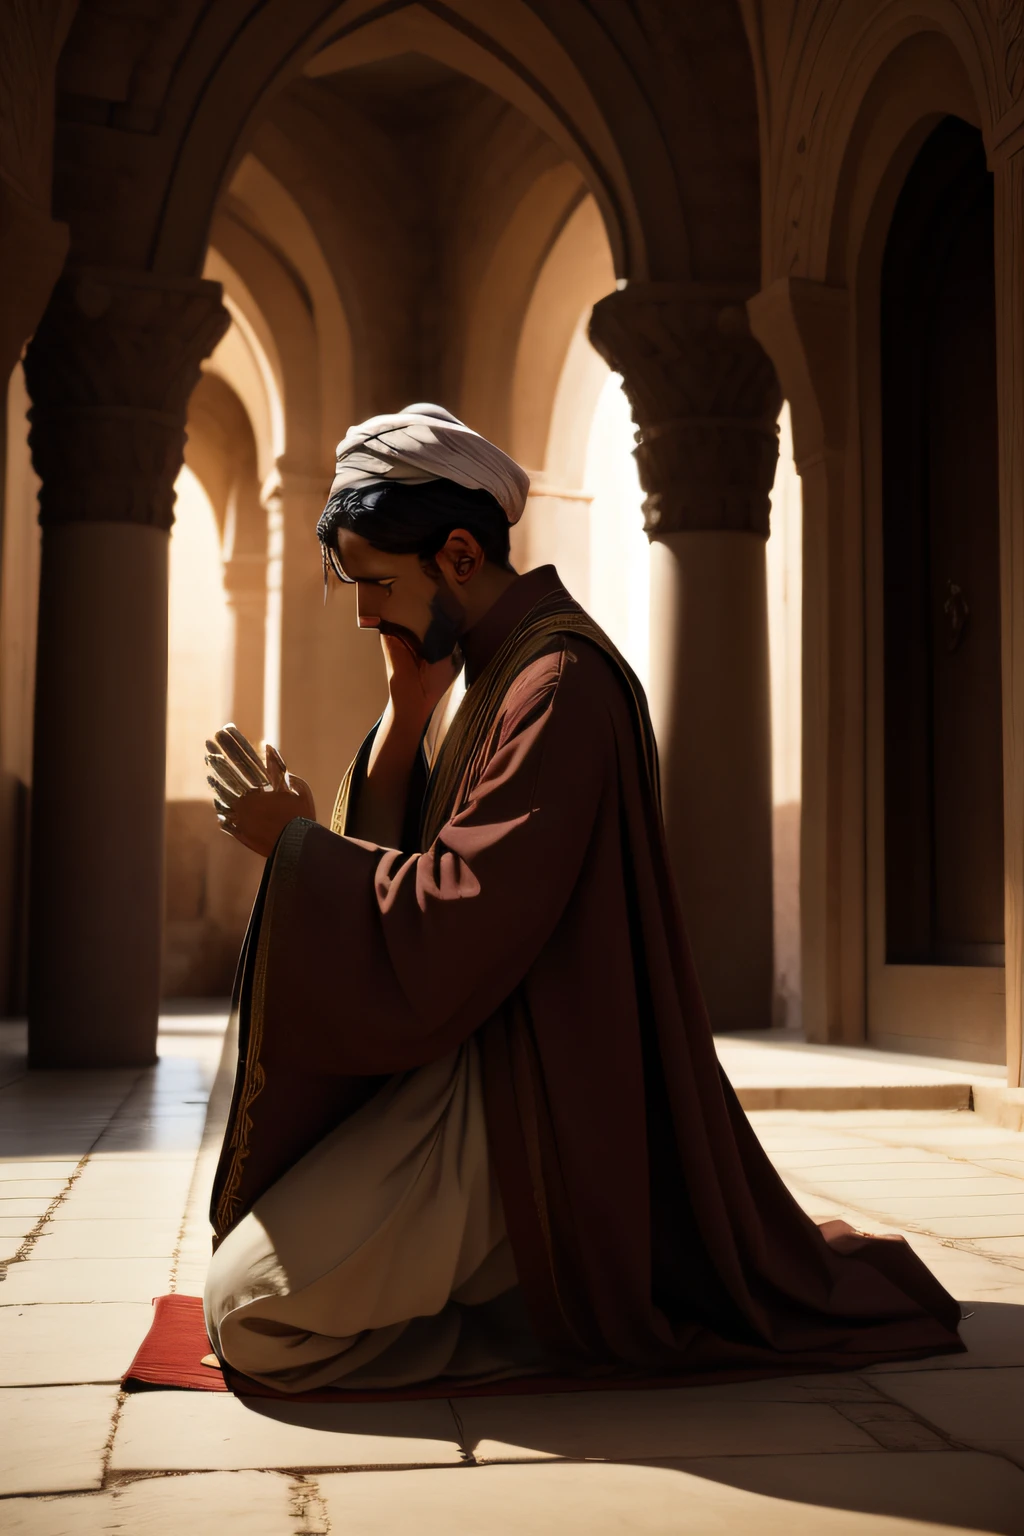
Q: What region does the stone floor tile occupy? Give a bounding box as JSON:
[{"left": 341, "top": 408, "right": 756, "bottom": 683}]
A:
[
  {"left": 968, "top": 1236, "right": 1024, "bottom": 1261},
  {"left": 832, "top": 1399, "right": 949, "bottom": 1450},
  {"left": 0, "top": 1134, "right": 103, "bottom": 1159},
  {"left": 0, "top": 1384, "right": 118, "bottom": 1495},
  {"left": 456, "top": 1387, "right": 879, "bottom": 1462},
  {"left": 0, "top": 1215, "right": 38, "bottom": 1240},
  {"left": 774, "top": 1142, "right": 953, "bottom": 1162},
  {"left": 898, "top": 1215, "right": 1024, "bottom": 1239},
  {"left": 0, "top": 1256, "right": 172, "bottom": 1304},
  {"left": 91, "top": 1119, "right": 206, "bottom": 1156},
  {"left": 172, "top": 1268, "right": 207, "bottom": 1297},
  {"left": 111, "top": 1391, "right": 464, "bottom": 1472},
  {"left": 867, "top": 1131, "right": 1024, "bottom": 1153},
  {"left": 0, "top": 1163, "right": 80, "bottom": 1182},
  {"left": 677, "top": 1451, "right": 1024, "bottom": 1535},
  {"left": 0, "top": 1099, "right": 120, "bottom": 1118},
  {"left": 0, "top": 1198, "right": 54, "bottom": 1220},
  {"left": 971, "top": 1157, "right": 1024, "bottom": 1178},
  {"left": 55, "top": 1164, "right": 194, "bottom": 1221},
  {"left": 0, "top": 1081, "right": 127, "bottom": 1099},
  {"left": 0, "top": 1106, "right": 113, "bottom": 1124},
  {"left": 318, "top": 1451, "right": 1024, "bottom": 1535},
  {"left": 939, "top": 1269, "right": 1024, "bottom": 1302},
  {"left": 49, "top": 1194, "right": 191, "bottom": 1222},
  {"left": 905, "top": 1243, "right": 1024, "bottom": 1293},
  {"left": 802, "top": 1162, "right": 1013, "bottom": 1183},
  {"left": 3, "top": 1066, "right": 138, "bottom": 1091},
  {"left": 175, "top": 1229, "right": 213, "bottom": 1255},
  {"left": 0, "top": 1471, "right": 297, "bottom": 1535},
  {"left": 879, "top": 1365, "right": 1024, "bottom": 1464},
  {"left": 31, "top": 1218, "right": 181, "bottom": 1259},
  {"left": 844, "top": 1192, "right": 1024, "bottom": 1214},
  {"left": 0, "top": 1180, "right": 73, "bottom": 1200},
  {"left": 750, "top": 1132, "right": 868, "bottom": 1153},
  {"left": 868, "top": 1299, "right": 1024, "bottom": 1370},
  {"left": 805, "top": 1176, "right": 1024, "bottom": 1197},
  {"left": 68, "top": 1161, "right": 195, "bottom": 1194},
  {"left": 0, "top": 1301, "right": 152, "bottom": 1385},
  {"left": 174, "top": 1240, "right": 213, "bottom": 1271}
]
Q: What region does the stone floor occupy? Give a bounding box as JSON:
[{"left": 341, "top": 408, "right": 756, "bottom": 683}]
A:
[
  {"left": 2, "top": 1010, "right": 1024, "bottom": 1534},
  {"left": 715, "top": 1031, "right": 1009, "bottom": 1111}
]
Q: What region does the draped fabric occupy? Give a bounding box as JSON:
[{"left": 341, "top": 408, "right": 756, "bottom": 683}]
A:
[{"left": 210, "top": 565, "right": 963, "bottom": 1382}]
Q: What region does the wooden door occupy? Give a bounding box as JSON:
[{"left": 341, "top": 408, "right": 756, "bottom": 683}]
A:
[{"left": 867, "top": 116, "right": 1005, "bottom": 1062}]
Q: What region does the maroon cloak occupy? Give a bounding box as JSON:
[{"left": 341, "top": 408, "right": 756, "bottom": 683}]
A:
[{"left": 210, "top": 564, "right": 963, "bottom": 1378}]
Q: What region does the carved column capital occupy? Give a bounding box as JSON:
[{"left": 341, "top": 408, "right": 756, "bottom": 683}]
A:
[
  {"left": 588, "top": 283, "right": 782, "bottom": 538},
  {"left": 24, "top": 268, "right": 230, "bottom": 531}
]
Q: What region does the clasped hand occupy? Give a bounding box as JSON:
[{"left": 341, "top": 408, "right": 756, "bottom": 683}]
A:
[{"left": 206, "top": 724, "right": 316, "bottom": 857}]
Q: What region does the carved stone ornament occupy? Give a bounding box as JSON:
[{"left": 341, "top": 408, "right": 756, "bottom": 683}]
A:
[
  {"left": 1000, "top": 0, "right": 1024, "bottom": 99},
  {"left": 24, "top": 268, "right": 230, "bottom": 531},
  {"left": 588, "top": 284, "right": 782, "bottom": 538}
]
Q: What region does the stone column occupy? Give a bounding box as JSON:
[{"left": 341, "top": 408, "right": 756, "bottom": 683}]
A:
[
  {"left": 994, "top": 145, "right": 1024, "bottom": 1089},
  {"left": 590, "top": 283, "right": 781, "bottom": 1032},
  {"left": 24, "top": 269, "right": 229, "bottom": 1067},
  {"left": 747, "top": 278, "right": 855, "bottom": 1048}
]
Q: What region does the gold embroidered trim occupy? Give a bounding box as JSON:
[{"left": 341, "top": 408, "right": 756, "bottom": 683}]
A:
[
  {"left": 213, "top": 822, "right": 301, "bottom": 1237},
  {"left": 330, "top": 755, "right": 356, "bottom": 835}
]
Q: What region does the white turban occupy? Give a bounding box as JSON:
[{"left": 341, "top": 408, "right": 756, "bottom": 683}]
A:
[{"left": 329, "top": 403, "right": 530, "bottom": 525}]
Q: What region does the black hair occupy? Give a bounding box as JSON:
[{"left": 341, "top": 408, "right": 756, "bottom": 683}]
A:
[{"left": 317, "top": 477, "right": 511, "bottom": 584}]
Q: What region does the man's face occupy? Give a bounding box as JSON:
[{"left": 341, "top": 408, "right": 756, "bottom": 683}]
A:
[{"left": 334, "top": 529, "right": 464, "bottom": 663}]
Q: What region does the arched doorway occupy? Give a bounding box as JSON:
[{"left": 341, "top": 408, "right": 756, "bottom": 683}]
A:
[{"left": 868, "top": 115, "right": 1004, "bottom": 1062}]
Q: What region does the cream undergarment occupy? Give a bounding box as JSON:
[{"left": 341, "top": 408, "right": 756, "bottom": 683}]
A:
[{"left": 203, "top": 1039, "right": 543, "bottom": 1391}]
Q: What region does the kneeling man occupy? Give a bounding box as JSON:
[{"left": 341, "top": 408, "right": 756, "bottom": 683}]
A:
[{"left": 204, "top": 404, "right": 963, "bottom": 1392}]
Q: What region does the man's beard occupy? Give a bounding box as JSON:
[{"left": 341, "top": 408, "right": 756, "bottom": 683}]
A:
[{"left": 379, "top": 593, "right": 462, "bottom": 664}]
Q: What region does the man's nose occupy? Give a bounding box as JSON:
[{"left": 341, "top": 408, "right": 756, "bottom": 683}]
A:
[{"left": 356, "top": 588, "right": 381, "bottom": 629}]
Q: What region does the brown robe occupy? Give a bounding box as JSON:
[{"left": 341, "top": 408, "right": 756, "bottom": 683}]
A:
[{"left": 210, "top": 564, "right": 963, "bottom": 1379}]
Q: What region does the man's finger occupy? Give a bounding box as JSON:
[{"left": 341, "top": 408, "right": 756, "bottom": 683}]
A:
[
  {"left": 224, "top": 724, "right": 271, "bottom": 779},
  {"left": 265, "top": 743, "right": 288, "bottom": 792},
  {"left": 212, "top": 732, "right": 264, "bottom": 787},
  {"left": 205, "top": 752, "right": 248, "bottom": 796},
  {"left": 214, "top": 727, "right": 269, "bottom": 787},
  {"left": 208, "top": 775, "right": 240, "bottom": 806}
]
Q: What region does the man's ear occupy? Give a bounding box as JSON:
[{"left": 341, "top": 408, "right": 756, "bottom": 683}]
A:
[{"left": 437, "top": 529, "right": 485, "bottom": 585}]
